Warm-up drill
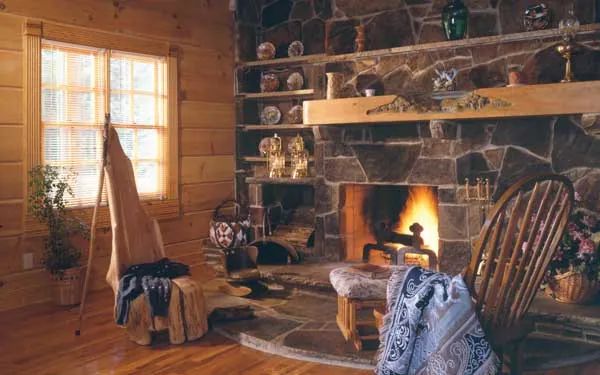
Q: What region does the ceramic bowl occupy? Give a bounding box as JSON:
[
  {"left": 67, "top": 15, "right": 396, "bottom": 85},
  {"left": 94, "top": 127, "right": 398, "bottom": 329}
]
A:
[
  {"left": 286, "top": 72, "right": 304, "bottom": 91},
  {"left": 257, "top": 42, "right": 276, "bottom": 60},
  {"left": 288, "top": 41, "right": 304, "bottom": 57},
  {"left": 260, "top": 105, "right": 282, "bottom": 125},
  {"left": 260, "top": 73, "right": 280, "bottom": 92}
]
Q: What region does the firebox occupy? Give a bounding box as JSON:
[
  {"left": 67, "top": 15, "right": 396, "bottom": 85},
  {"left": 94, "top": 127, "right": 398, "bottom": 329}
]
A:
[{"left": 340, "top": 184, "right": 439, "bottom": 266}]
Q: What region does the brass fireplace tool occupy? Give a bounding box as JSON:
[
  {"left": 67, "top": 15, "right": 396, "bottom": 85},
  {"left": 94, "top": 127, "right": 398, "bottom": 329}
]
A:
[{"left": 465, "top": 177, "right": 492, "bottom": 226}]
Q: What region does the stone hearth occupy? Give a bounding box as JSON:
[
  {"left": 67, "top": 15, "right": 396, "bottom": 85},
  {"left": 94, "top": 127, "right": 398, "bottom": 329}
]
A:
[
  {"left": 206, "top": 262, "right": 600, "bottom": 370},
  {"left": 311, "top": 117, "right": 600, "bottom": 274}
]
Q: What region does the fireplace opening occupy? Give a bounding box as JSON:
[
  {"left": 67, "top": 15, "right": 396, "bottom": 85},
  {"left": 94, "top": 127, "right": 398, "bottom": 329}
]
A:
[
  {"left": 340, "top": 185, "right": 439, "bottom": 265},
  {"left": 250, "top": 184, "right": 314, "bottom": 265}
]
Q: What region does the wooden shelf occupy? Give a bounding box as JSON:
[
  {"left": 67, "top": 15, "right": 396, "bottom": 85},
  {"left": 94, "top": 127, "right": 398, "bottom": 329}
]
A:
[
  {"left": 245, "top": 177, "right": 317, "bottom": 186},
  {"left": 239, "top": 54, "right": 327, "bottom": 68},
  {"left": 237, "top": 24, "right": 600, "bottom": 69},
  {"left": 304, "top": 81, "right": 600, "bottom": 125},
  {"left": 242, "top": 156, "right": 315, "bottom": 163},
  {"left": 238, "top": 124, "right": 314, "bottom": 131},
  {"left": 237, "top": 89, "right": 315, "bottom": 100}
]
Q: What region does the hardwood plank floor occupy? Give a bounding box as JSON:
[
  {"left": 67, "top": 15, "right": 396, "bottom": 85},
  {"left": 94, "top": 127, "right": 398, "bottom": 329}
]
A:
[
  {"left": 0, "top": 289, "right": 369, "bottom": 375},
  {"left": 0, "top": 288, "right": 598, "bottom": 375}
]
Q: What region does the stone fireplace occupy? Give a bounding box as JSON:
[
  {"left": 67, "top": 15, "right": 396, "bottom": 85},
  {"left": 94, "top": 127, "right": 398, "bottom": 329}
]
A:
[{"left": 312, "top": 117, "right": 600, "bottom": 274}]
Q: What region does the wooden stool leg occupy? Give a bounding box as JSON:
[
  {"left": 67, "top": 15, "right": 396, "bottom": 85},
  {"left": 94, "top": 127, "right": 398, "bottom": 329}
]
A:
[
  {"left": 349, "top": 301, "right": 361, "bottom": 351},
  {"left": 336, "top": 296, "right": 351, "bottom": 341}
]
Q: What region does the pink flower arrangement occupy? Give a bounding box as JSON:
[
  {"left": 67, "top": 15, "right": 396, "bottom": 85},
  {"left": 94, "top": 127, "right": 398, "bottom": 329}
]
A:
[{"left": 545, "top": 194, "right": 600, "bottom": 283}]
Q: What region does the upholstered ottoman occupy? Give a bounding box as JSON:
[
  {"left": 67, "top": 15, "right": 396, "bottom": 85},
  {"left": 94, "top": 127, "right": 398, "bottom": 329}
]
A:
[{"left": 329, "top": 265, "right": 406, "bottom": 350}]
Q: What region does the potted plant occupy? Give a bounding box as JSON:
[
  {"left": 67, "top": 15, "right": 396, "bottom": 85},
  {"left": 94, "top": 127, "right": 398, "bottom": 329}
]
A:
[
  {"left": 28, "top": 165, "right": 90, "bottom": 306},
  {"left": 543, "top": 193, "right": 600, "bottom": 304}
]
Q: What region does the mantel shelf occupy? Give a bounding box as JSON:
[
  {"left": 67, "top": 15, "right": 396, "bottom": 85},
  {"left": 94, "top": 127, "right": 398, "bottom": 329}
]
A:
[
  {"left": 237, "top": 89, "right": 315, "bottom": 100},
  {"left": 303, "top": 81, "right": 600, "bottom": 125},
  {"left": 238, "top": 124, "right": 314, "bottom": 131},
  {"left": 245, "top": 177, "right": 317, "bottom": 186}
]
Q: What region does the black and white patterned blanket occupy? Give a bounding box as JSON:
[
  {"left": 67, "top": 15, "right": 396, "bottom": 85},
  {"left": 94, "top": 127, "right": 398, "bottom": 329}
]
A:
[{"left": 376, "top": 267, "right": 500, "bottom": 375}]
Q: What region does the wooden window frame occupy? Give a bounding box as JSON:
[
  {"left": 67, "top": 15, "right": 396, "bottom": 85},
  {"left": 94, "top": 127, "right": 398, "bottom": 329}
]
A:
[{"left": 23, "top": 20, "right": 180, "bottom": 232}]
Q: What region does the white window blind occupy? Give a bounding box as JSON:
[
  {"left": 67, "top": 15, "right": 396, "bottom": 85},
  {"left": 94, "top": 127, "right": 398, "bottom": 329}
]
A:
[{"left": 41, "top": 40, "right": 168, "bottom": 207}]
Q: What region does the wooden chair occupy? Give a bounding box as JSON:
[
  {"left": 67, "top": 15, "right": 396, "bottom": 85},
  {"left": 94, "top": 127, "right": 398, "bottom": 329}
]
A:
[
  {"left": 463, "top": 173, "right": 575, "bottom": 374},
  {"left": 104, "top": 126, "right": 208, "bottom": 345}
]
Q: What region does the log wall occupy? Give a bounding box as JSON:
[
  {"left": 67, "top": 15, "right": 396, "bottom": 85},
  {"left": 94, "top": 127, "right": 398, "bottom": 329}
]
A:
[{"left": 0, "top": 0, "right": 234, "bottom": 311}]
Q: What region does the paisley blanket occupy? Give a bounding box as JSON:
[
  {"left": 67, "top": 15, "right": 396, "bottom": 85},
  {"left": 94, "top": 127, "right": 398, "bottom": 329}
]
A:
[{"left": 377, "top": 267, "right": 499, "bottom": 375}]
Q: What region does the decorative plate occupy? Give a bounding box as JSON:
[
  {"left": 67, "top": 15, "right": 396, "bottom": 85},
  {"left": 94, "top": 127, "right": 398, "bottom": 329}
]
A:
[
  {"left": 260, "top": 105, "right": 282, "bottom": 125},
  {"left": 260, "top": 73, "right": 280, "bottom": 92},
  {"left": 257, "top": 42, "right": 276, "bottom": 60},
  {"left": 286, "top": 72, "right": 304, "bottom": 91},
  {"left": 287, "top": 105, "right": 303, "bottom": 124},
  {"left": 259, "top": 137, "right": 273, "bottom": 155},
  {"left": 288, "top": 41, "right": 304, "bottom": 57}
]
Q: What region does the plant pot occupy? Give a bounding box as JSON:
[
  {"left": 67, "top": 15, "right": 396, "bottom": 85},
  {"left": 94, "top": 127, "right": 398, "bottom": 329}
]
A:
[
  {"left": 50, "top": 267, "right": 84, "bottom": 306},
  {"left": 546, "top": 271, "right": 599, "bottom": 305}
]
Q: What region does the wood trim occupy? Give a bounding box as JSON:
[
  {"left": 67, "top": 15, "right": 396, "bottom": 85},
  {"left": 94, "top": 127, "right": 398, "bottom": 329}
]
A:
[
  {"left": 168, "top": 46, "right": 180, "bottom": 201},
  {"left": 41, "top": 21, "right": 169, "bottom": 56},
  {"left": 25, "top": 199, "right": 180, "bottom": 235},
  {"left": 304, "top": 81, "right": 600, "bottom": 125},
  {"left": 22, "top": 20, "right": 42, "bottom": 232}
]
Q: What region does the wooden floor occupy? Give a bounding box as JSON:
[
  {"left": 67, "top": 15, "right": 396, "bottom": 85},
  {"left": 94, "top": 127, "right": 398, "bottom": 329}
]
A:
[{"left": 0, "top": 289, "right": 598, "bottom": 375}]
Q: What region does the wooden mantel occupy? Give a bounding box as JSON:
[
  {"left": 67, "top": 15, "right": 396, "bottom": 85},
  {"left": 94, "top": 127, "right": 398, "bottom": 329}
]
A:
[{"left": 303, "top": 81, "right": 600, "bottom": 125}]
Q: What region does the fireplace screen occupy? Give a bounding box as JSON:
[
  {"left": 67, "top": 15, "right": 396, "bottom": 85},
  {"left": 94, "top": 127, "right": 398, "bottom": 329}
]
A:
[{"left": 340, "top": 185, "right": 439, "bottom": 265}]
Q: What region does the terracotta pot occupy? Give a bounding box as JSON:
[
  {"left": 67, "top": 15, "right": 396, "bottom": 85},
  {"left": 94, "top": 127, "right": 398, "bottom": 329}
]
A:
[
  {"left": 50, "top": 267, "right": 84, "bottom": 306},
  {"left": 547, "top": 271, "right": 599, "bottom": 304}
]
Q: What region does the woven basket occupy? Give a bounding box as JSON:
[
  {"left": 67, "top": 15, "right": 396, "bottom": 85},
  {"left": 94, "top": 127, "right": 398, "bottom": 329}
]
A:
[
  {"left": 547, "top": 271, "right": 599, "bottom": 305},
  {"left": 50, "top": 267, "right": 83, "bottom": 306}
]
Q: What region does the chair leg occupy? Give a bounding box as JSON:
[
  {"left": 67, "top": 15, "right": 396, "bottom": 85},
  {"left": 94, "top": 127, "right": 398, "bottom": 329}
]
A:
[{"left": 508, "top": 340, "right": 524, "bottom": 375}]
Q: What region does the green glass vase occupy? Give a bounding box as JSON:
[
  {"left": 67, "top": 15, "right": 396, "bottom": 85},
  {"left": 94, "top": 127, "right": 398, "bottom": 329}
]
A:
[{"left": 442, "top": 0, "right": 469, "bottom": 41}]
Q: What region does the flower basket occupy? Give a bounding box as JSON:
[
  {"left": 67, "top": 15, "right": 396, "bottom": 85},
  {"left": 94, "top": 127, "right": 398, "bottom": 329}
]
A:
[
  {"left": 50, "top": 267, "right": 84, "bottom": 306},
  {"left": 547, "top": 271, "right": 599, "bottom": 304}
]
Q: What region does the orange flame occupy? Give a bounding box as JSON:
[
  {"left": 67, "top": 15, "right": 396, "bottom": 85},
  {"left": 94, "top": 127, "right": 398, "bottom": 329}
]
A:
[{"left": 395, "top": 186, "right": 439, "bottom": 254}]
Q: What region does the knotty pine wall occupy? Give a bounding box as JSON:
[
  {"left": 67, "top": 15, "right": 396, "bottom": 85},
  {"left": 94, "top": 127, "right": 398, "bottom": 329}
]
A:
[{"left": 0, "top": 0, "right": 235, "bottom": 311}]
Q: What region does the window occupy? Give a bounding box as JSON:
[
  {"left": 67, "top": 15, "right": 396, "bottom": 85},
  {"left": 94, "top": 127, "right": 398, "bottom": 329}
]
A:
[{"left": 41, "top": 40, "right": 168, "bottom": 206}]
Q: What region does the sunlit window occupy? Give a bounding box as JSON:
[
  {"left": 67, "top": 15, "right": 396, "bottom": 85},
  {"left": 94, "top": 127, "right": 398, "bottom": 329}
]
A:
[{"left": 41, "top": 40, "right": 168, "bottom": 206}]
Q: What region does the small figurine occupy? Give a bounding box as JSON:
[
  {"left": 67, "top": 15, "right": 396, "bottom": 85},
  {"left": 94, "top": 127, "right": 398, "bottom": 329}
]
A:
[{"left": 433, "top": 68, "right": 457, "bottom": 91}]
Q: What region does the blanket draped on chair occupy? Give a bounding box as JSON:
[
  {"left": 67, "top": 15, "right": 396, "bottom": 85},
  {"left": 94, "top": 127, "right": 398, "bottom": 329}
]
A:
[{"left": 377, "top": 267, "right": 499, "bottom": 375}]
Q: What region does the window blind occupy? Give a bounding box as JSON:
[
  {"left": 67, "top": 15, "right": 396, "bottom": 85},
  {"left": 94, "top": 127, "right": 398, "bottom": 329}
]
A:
[{"left": 41, "top": 40, "right": 169, "bottom": 207}]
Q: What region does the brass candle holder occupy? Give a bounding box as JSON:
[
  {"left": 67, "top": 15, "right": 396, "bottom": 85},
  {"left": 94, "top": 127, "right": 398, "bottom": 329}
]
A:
[
  {"left": 289, "top": 134, "right": 309, "bottom": 179},
  {"left": 260, "top": 134, "right": 285, "bottom": 178},
  {"left": 556, "top": 39, "right": 578, "bottom": 83},
  {"left": 556, "top": 3, "right": 580, "bottom": 83}
]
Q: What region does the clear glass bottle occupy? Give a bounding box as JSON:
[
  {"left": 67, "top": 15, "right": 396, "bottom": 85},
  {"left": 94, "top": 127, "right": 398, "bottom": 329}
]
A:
[{"left": 559, "top": 3, "right": 580, "bottom": 41}]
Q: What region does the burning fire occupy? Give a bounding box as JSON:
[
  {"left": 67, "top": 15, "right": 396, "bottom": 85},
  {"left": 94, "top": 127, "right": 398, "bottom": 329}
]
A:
[{"left": 395, "top": 186, "right": 439, "bottom": 254}]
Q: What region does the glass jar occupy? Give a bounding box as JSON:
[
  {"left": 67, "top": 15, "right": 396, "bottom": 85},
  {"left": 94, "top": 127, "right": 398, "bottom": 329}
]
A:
[{"left": 442, "top": 0, "right": 469, "bottom": 41}]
